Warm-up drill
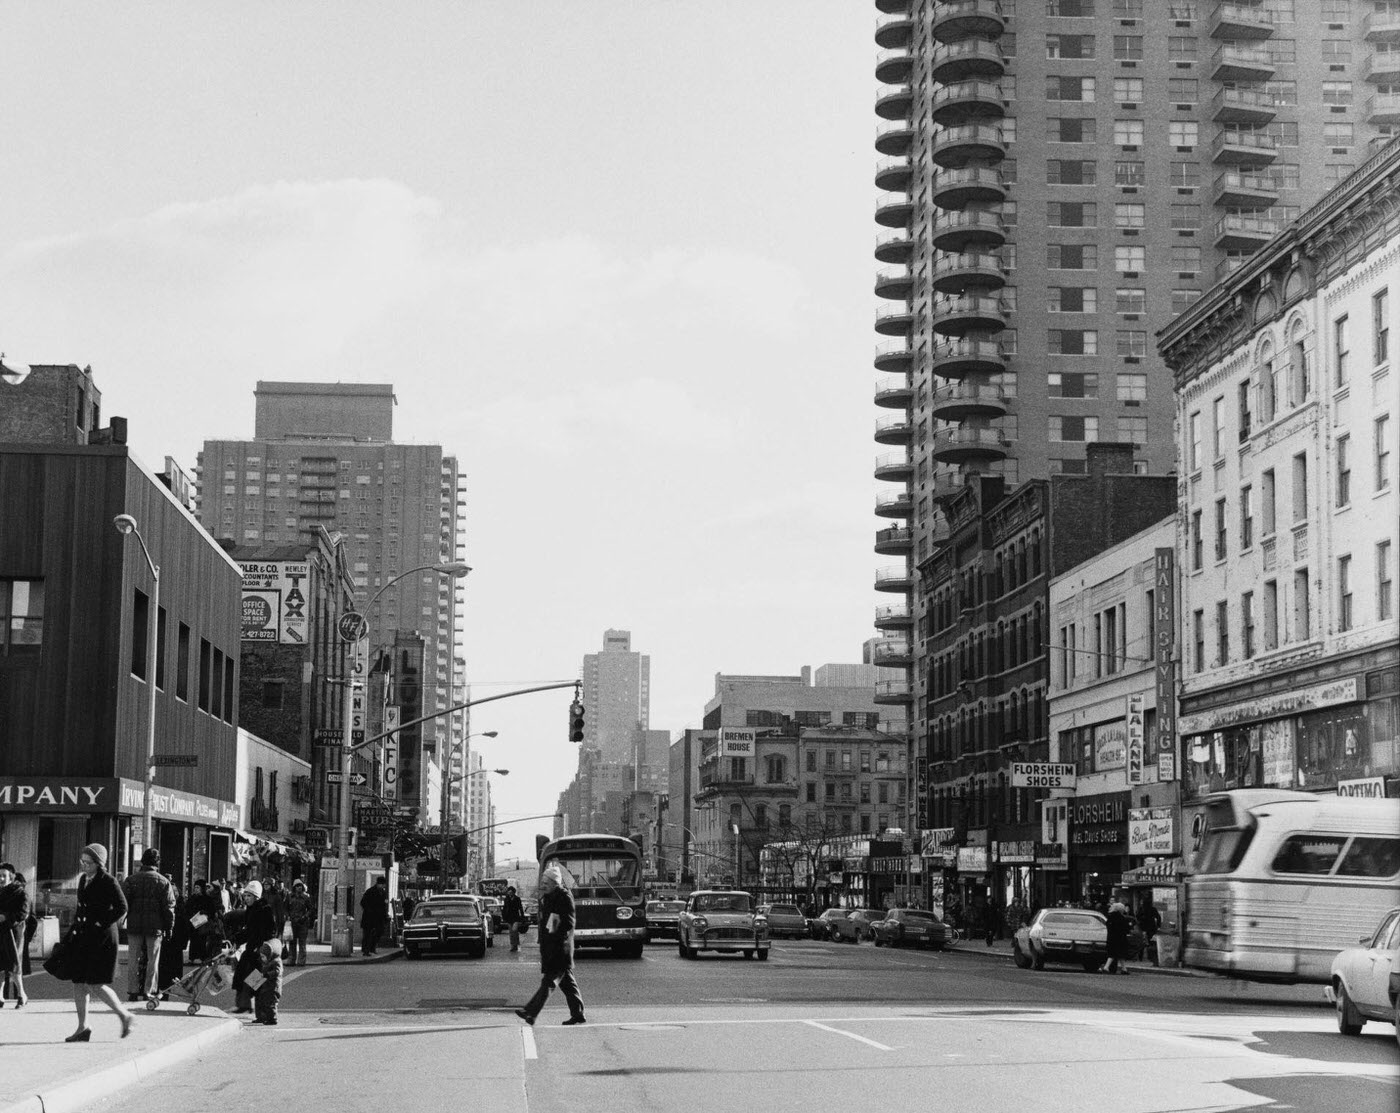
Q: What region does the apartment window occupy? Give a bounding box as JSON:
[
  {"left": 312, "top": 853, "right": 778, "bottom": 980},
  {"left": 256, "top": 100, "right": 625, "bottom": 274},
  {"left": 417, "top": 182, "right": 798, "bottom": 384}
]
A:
[
  {"left": 1113, "top": 120, "right": 1144, "bottom": 146},
  {"left": 1114, "top": 201, "right": 1145, "bottom": 227},
  {"left": 1047, "top": 33, "right": 1096, "bottom": 58},
  {"left": 1049, "top": 372, "right": 1099, "bottom": 397},
  {"left": 1115, "top": 160, "right": 1144, "bottom": 186},
  {"left": 1168, "top": 121, "right": 1199, "bottom": 147},
  {"left": 0, "top": 580, "right": 43, "bottom": 657},
  {"left": 1048, "top": 202, "right": 1097, "bottom": 227},
  {"left": 1337, "top": 435, "right": 1352, "bottom": 506},
  {"left": 1189, "top": 410, "right": 1202, "bottom": 470},
  {"left": 1375, "top": 289, "right": 1391, "bottom": 365},
  {"left": 1192, "top": 609, "right": 1205, "bottom": 672},
  {"left": 1190, "top": 510, "right": 1204, "bottom": 570},
  {"left": 1240, "top": 485, "right": 1254, "bottom": 548},
  {"left": 1113, "top": 77, "right": 1143, "bottom": 103},
  {"left": 1242, "top": 592, "right": 1256, "bottom": 659},
  {"left": 131, "top": 588, "right": 149, "bottom": 679},
  {"left": 1168, "top": 77, "right": 1198, "bottom": 102},
  {"left": 1322, "top": 39, "right": 1352, "bottom": 63},
  {"left": 1259, "top": 356, "right": 1277, "bottom": 424},
  {"left": 1212, "top": 396, "right": 1226, "bottom": 458},
  {"left": 1323, "top": 122, "right": 1355, "bottom": 148},
  {"left": 1378, "top": 415, "right": 1393, "bottom": 490},
  {"left": 1048, "top": 329, "right": 1098, "bottom": 355},
  {"left": 806, "top": 783, "right": 816, "bottom": 803},
  {"left": 1114, "top": 0, "right": 1143, "bottom": 13},
  {"left": 1114, "top": 36, "right": 1143, "bottom": 60},
  {"left": 1216, "top": 600, "right": 1229, "bottom": 666},
  {"left": 1215, "top": 498, "right": 1228, "bottom": 561},
  {"left": 1168, "top": 36, "right": 1197, "bottom": 61},
  {"left": 1050, "top": 415, "right": 1099, "bottom": 441},
  {"left": 1173, "top": 245, "right": 1201, "bottom": 274},
  {"left": 176, "top": 622, "right": 190, "bottom": 701},
  {"left": 1117, "top": 372, "right": 1147, "bottom": 401},
  {"left": 1171, "top": 204, "right": 1201, "bottom": 230},
  {"left": 1292, "top": 452, "right": 1309, "bottom": 522},
  {"left": 1117, "top": 331, "right": 1147, "bottom": 358},
  {"left": 1048, "top": 159, "right": 1097, "bottom": 184},
  {"left": 1169, "top": 162, "right": 1201, "bottom": 188},
  {"left": 1048, "top": 244, "right": 1097, "bottom": 269},
  {"left": 1263, "top": 580, "right": 1279, "bottom": 650},
  {"left": 1238, "top": 380, "right": 1252, "bottom": 440},
  {"left": 1115, "top": 245, "right": 1145, "bottom": 272},
  {"left": 198, "top": 638, "right": 211, "bottom": 712},
  {"left": 1321, "top": 0, "right": 1350, "bottom": 17},
  {"left": 1379, "top": 541, "right": 1394, "bottom": 622},
  {"left": 1047, "top": 75, "right": 1097, "bottom": 100},
  {"left": 1048, "top": 286, "right": 1096, "bottom": 312},
  {"left": 1265, "top": 80, "right": 1298, "bottom": 106},
  {"left": 1269, "top": 40, "right": 1297, "bottom": 63},
  {"left": 1322, "top": 80, "right": 1353, "bottom": 105},
  {"left": 1338, "top": 554, "right": 1355, "bottom": 632},
  {"left": 1262, "top": 469, "right": 1277, "bottom": 536},
  {"left": 1115, "top": 287, "right": 1146, "bottom": 314},
  {"left": 1050, "top": 117, "right": 1097, "bottom": 143},
  {"left": 155, "top": 606, "right": 167, "bottom": 689},
  {"left": 1048, "top": 0, "right": 1095, "bottom": 13},
  {"left": 1118, "top": 416, "right": 1146, "bottom": 445},
  {"left": 1294, "top": 569, "right": 1311, "bottom": 641}
]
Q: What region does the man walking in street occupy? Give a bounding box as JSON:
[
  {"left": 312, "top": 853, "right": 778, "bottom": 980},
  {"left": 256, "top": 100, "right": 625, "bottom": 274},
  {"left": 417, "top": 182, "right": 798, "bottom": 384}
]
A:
[
  {"left": 359, "top": 877, "right": 390, "bottom": 956},
  {"left": 514, "top": 865, "right": 585, "bottom": 1026},
  {"left": 502, "top": 885, "right": 525, "bottom": 952},
  {"left": 121, "top": 849, "right": 175, "bottom": 1003}
]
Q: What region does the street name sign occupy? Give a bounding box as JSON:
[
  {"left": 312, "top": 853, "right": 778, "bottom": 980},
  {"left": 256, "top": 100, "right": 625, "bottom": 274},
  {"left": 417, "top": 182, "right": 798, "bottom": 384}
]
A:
[
  {"left": 325, "top": 772, "right": 368, "bottom": 786},
  {"left": 1010, "top": 762, "right": 1077, "bottom": 790},
  {"left": 151, "top": 754, "right": 199, "bottom": 767}
]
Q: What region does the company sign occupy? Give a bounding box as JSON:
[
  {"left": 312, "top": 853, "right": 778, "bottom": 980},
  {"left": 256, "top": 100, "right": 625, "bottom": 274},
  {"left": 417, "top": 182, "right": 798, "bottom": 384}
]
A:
[
  {"left": 956, "top": 846, "right": 988, "bottom": 874},
  {"left": 117, "top": 779, "right": 240, "bottom": 828},
  {"left": 1094, "top": 720, "right": 1127, "bottom": 772},
  {"left": 718, "top": 728, "right": 756, "bottom": 758},
  {"left": 1126, "top": 694, "right": 1145, "bottom": 785},
  {"left": 1153, "top": 547, "right": 1177, "bottom": 781},
  {"left": 1177, "top": 677, "right": 1361, "bottom": 736},
  {"left": 1010, "top": 762, "right": 1077, "bottom": 789},
  {"left": 1070, "top": 791, "right": 1130, "bottom": 856},
  {"left": 0, "top": 777, "right": 117, "bottom": 813},
  {"left": 1337, "top": 777, "right": 1386, "bottom": 798},
  {"left": 239, "top": 561, "right": 310, "bottom": 644},
  {"left": 1038, "top": 799, "right": 1069, "bottom": 868},
  {"left": 920, "top": 827, "right": 957, "bottom": 865},
  {"left": 1128, "top": 806, "right": 1174, "bottom": 855}
]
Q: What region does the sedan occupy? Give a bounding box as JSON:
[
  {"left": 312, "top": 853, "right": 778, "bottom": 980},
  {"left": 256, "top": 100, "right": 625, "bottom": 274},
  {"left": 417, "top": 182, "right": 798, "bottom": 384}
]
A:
[
  {"left": 1013, "top": 909, "right": 1108, "bottom": 971},
  {"left": 645, "top": 899, "right": 686, "bottom": 940},
  {"left": 809, "top": 908, "right": 849, "bottom": 940},
  {"left": 1328, "top": 905, "right": 1400, "bottom": 1042},
  {"left": 426, "top": 894, "right": 493, "bottom": 948},
  {"left": 871, "top": 908, "right": 949, "bottom": 950},
  {"left": 830, "top": 908, "right": 885, "bottom": 944},
  {"left": 402, "top": 901, "right": 488, "bottom": 959},
  {"left": 677, "top": 890, "right": 770, "bottom": 960},
  {"left": 757, "top": 903, "right": 809, "bottom": 939}
]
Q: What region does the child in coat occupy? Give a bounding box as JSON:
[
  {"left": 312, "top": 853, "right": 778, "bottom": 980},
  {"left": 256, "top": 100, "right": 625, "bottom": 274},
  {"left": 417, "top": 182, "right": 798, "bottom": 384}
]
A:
[{"left": 251, "top": 940, "right": 283, "bottom": 1025}]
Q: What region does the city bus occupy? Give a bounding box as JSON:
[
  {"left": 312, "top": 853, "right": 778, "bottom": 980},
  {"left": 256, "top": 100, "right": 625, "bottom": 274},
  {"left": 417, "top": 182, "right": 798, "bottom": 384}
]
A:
[
  {"left": 1184, "top": 789, "right": 1400, "bottom": 984},
  {"left": 535, "top": 833, "right": 647, "bottom": 958}
]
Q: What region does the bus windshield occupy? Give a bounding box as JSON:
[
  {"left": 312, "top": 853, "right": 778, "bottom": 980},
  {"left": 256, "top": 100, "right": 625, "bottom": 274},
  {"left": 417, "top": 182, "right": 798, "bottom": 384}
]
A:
[
  {"left": 1194, "top": 797, "right": 1257, "bottom": 875},
  {"left": 550, "top": 854, "right": 641, "bottom": 898}
]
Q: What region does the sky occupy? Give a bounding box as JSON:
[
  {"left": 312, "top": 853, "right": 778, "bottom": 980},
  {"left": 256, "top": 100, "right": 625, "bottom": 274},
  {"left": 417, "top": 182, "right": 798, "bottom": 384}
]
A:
[{"left": 0, "top": 2, "right": 880, "bottom": 846}]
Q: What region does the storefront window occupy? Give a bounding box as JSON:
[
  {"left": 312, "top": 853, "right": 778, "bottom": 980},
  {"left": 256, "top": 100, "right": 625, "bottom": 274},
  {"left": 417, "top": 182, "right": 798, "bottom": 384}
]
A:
[
  {"left": 1296, "top": 698, "right": 1398, "bottom": 789},
  {"left": 1184, "top": 726, "right": 1262, "bottom": 798}
]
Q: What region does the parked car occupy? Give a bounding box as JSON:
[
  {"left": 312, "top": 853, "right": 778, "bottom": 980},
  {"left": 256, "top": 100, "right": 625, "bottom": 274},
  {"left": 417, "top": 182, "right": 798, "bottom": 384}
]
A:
[
  {"left": 871, "top": 908, "right": 949, "bottom": 950},
  {"left": 1328, "top": 905, "right": 1400, "bottom": 1042},
  {"left": 645, "top": 899, "right": 686, "bottom": 940},
  {"left": 831, "top": 908, "right": 885, "bottom": 944},
  {"left": 523, "top": 898, "right": 540, "bottom": 926},
  {"left": 480, "top": 896, "right": 506, "bottom": 934},
  {"left": 757, "top": 903, "right": 808, "bottom": 939},
  {"left": 677, "top": 890, "right": 770, "bottom": 960},
  {"left": 403, "top": 900, "right": 488, "bottom": 959},
  {"left": 810, "top": 908, "right": 852, "bottom": 940},
  {"left": 426, "top": 894, "right": 494, "bottom": 948},
  {"left": 1013, "top": 908, "right": 1108, "bottom": 971}
]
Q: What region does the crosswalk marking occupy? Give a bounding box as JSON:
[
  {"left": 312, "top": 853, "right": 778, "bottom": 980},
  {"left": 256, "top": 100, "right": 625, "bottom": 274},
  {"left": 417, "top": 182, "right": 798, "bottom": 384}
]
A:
[
  {"left": 803, "top": 1019, "right": 893, "bottom": 1050},
  {"left": 521, "top": 1026, "right": 537, "bottom": 1060}
]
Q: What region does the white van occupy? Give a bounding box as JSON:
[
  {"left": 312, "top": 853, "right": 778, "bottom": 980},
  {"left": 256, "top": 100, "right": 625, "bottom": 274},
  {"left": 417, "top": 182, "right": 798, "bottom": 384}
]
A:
[{"left": 1184, "top": 788, "right": 1400, "bottom": 984}]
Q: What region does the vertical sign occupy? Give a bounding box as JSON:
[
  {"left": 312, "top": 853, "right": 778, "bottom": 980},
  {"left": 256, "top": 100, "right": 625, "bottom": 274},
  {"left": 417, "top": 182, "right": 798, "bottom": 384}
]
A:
[
  {"left": 916, "top": 756, "right": 929, "bottom": 829},
  {"left": 1126, "top": 694, "right": 1145, "bottom": 785},
  {"left": 382, "top": 706, "right": 400, "bottom": 799},
  {"left": 1153, "top": 547, "right": 1177, "bottom": 781}
]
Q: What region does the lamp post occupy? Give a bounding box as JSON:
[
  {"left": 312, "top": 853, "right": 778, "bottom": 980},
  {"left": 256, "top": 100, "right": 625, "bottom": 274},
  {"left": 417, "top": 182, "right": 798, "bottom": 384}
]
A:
[
  {"left": 439, "top": 730, "right": 498, "bottom": 860},
  {"left": 441, "top": 765, "right": 507, "bottom": 888},
  {"left": 334, "top": 560, "right": 470, "bottom": 956},
  {"left": 113, "top": 515, "right": 159, "bottom": 862}
]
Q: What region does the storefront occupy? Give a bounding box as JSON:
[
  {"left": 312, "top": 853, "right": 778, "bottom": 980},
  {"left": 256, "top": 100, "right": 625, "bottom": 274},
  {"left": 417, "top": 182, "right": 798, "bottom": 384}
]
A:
[{"left": 1068, "top": 790, "right": 1130, "bottom": 908}]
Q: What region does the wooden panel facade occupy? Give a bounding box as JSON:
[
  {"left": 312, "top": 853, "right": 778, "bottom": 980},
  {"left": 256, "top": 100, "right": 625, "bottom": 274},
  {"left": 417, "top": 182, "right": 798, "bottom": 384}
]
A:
[{"left": 0, "top": 445, "right": 241, "bottom": 804}]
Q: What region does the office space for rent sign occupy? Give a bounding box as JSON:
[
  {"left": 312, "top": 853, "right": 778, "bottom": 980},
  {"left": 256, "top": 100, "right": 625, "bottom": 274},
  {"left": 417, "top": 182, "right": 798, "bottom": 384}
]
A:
[{"left": 239, "top": 561, "right": 310, "bottom": 643}]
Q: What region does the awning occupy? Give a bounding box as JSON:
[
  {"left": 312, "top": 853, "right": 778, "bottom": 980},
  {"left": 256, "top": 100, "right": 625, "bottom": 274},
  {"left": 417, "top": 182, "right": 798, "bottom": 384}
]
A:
[{"left": 1121, "top": 859, "right": 1182, "bottom": 885}]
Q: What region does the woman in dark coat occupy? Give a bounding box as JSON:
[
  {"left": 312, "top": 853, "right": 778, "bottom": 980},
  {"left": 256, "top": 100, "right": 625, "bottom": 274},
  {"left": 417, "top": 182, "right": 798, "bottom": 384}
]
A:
[
  {"left": 1102, "top": 892, "right": 1134, "bottom": 975},
  {"left": 0, "top": 862, "right": 30, "bottom": 1006},
  {"left": 230, "top": 880, "right": 277, "bottom": 1015},
  {"left": 65, "top": 844, "right": 136, "bottom": 1041}
]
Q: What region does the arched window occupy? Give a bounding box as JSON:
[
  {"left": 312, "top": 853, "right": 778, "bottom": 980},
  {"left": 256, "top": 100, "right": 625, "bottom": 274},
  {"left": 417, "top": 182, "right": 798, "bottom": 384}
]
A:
[
  {"left": 1008, "top": 690, "right": 1020, "bottom": 741},
  {"left": 1258, "top": 339, "right": 1277, "bottom": 424},
  {"left": 1031, "top": 530, "right": 1042, "bottom": 577},
  {"left": 1288, "top": 319, "right": 1310, "bottom": 405}
]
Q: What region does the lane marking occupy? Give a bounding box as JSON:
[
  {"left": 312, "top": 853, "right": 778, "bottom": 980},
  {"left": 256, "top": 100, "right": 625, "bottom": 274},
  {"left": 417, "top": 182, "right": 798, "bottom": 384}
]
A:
[
  {"left": 803, "top": 1019, "right": 893, "bottom": 1051},
  {"left": 522, "top": 1025, "right": 538, "bottom": 1060}
]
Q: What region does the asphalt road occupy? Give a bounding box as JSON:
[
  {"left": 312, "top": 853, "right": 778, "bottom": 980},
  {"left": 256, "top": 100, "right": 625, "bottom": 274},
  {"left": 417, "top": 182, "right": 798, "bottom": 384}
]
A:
[{"left": 81, "top": 934, "right": 1398, "bottom": 1113}]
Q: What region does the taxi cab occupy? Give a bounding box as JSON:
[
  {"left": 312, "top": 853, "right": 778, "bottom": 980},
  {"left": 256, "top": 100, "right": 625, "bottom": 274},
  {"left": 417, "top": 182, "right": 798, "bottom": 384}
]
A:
[{"left": 677, "top": 890, "right": 770, "bottom": 960}]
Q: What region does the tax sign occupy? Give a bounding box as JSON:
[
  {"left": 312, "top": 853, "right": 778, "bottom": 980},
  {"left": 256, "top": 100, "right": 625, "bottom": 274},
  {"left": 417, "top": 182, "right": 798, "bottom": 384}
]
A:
[{"left": 1010, "top": 762, "right": 1077, "bottom": 790}]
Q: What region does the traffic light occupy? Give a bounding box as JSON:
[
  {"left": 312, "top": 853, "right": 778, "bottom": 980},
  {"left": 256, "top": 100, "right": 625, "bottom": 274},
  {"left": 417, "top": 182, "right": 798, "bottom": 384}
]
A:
[{"left": 568, "top": 699, "right": 585, "bottom": 743}]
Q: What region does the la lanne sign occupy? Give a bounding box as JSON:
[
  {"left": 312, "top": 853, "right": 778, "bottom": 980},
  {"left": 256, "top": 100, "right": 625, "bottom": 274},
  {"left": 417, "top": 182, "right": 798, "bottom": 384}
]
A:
[{"left": 1010, "top": 762, "right": 1077, "bottom": 790}]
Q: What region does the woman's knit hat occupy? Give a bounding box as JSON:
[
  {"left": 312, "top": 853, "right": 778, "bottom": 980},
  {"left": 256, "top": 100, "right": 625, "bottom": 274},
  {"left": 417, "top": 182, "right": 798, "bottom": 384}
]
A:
[{"left": 82, "top": 843, "right": 108, "bottom": 869}]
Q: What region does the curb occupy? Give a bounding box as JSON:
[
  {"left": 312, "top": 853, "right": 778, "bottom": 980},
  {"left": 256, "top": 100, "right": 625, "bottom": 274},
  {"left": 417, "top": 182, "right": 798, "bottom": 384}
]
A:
[
  {"left": 945, "top": 942, "right": 1206, "bottom": 978},
  {"left": 313, "top": 946, "right": 402, "bottom": 967},
  {"left": 1, "top": 1017, "right": 240, "bottom": 1113}
]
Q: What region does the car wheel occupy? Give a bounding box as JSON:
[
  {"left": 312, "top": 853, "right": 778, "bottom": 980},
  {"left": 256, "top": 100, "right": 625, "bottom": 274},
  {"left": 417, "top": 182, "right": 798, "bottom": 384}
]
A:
[
  {"left": 873, "top": 936, "right": 883, "bottom": 947},
  {"left": 1032, "top": 947, "right": 1046, "bottom": 971},
  {"left": 757, "top": 949, "right": 769, "bottom": 961},
  {"left": 1013, "top": 942, "right": 1031, "bottom": 969},
  {"left": 677, "top": 941, "right": 687, "bottom": 959},
  {"left": 1336, "top": 983, "right": 1364, "bottom": 1035}
]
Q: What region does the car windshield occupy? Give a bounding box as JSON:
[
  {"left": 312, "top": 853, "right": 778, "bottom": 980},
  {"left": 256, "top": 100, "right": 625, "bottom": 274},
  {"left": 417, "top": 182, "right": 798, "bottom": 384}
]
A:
[
  {"left": 413, "top": 905, "right": 478, "bottom": 922},
  {"left": 549, "top": 855, "right": 641, "bottom": 898},
  {"left": 693, "top": 893, "right": 751, "bottom": 914},
  {"left": 648, "top": 901, "right": 684, "bottom": 913},
  {"left": 769, "top": 905, "right": 802, "bottom": 916}
]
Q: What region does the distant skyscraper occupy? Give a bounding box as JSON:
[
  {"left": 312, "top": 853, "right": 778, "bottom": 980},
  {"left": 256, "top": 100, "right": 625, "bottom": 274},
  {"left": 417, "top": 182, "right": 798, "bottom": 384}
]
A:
[{"left": 581, "top": 629, "right": 650, "bottom": 765}]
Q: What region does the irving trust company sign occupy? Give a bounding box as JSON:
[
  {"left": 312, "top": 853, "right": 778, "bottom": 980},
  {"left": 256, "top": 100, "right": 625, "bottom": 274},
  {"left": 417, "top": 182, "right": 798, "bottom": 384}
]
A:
[{"left": 0, "top": 777, "right": 240, "bottom": 828}]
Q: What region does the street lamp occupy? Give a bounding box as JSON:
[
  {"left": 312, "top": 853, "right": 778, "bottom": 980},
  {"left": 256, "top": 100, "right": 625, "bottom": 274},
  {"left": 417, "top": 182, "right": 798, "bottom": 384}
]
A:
[
  {"left": 441, "top": 766, "right": 507, "bottom": 888},
  {"left": 440, "top": 729, "right": 498, "bottom": 844},
  {"left": 113, "top": 514, "right": 159, "bottom": 862},
  {"left": 334, "top": 560, "right": 470, "bottom": 956}
]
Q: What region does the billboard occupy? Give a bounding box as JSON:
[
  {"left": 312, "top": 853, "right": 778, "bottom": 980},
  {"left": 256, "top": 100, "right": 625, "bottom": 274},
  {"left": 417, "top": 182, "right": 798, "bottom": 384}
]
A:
[
  {"left": 239, "top": 561, "right": 310, "bottom": 643},
  {"left": 718, "top": 727, "right": 756, "bottom": 757}
]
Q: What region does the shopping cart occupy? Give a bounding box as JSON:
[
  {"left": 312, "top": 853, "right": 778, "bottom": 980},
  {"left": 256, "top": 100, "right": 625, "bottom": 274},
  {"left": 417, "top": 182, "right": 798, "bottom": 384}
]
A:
[{"left": 160, "top": 941, "right": 236, "bottom": 1015}]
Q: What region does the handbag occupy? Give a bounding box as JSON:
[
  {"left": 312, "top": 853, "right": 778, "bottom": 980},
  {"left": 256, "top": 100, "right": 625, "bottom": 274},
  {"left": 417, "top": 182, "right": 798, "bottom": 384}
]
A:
[{"left": 43, "top": 935, "right": 75, "bottom": 982}]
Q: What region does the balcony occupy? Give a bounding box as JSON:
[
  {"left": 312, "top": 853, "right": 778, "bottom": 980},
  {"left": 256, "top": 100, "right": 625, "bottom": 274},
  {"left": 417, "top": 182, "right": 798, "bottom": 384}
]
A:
[
  {"left": 931, "top": 336, "right": 1006, "bottom": 377},
  {"left": 875, "top": 13, "right": 915, "bottom": 50},
  {"left": 875, "top": 229, "right": 913, "bottom": 264},
  {"left": 929, "top": 40, "right": 1006, "bottom": 85},
  {"left": 1365, "top": 49, "right": 1400, "bottom": 83},
  {"left": 931, "top": 252, "right": 1007, "bottom": 295},
  {"left": 931, "top": 470, "right": 970, "bottom": 504},
  {"left": 1214, "top": 170, "right": 1279, "bottom": 208},
  {"left": 874, "top": 604, "right": 913, "bottom": 630},
  {"left": 874, "top": 452, "right": 914, "bottom": 483},
  {"left": 931, "top": 124, "right": 1006, "bottom": 169},
  {"left": 874, "top": 337, "right": 914, "bottom": 373},
  {"left": 1214, "top": 213, "right": 1279, "bottom": 251},
  {"left": 1211, "top": 86, "right": 1277, "bottom": 125},
  {"left": 931, "top": 1, "right": 1006, "bottom": 43},
  {"left": 874, "top": 374, "right": 914, "bottom": 409},
  {"left": 876, "top": 84, "right": 914, "bottom": 121},
  {"left": 1213, "top": 129, "right": 1278, "bottom": 166},
  {"left": 874, "top": 526, "right": 913, "bottom": 555},
  {"left": 876, "top": 47, "right": 914, "bottom": 85},
  {"left": 930, "top": 382, "right": 1009, "bottom": 421},
  {"left": 874, "top": 488, "right": 913, "bottom": 518},
  {"left": 875, "top": 305, "right": 915, "bottom": 335},
  {"left": 931, "top": 167, "right": 1006, "bottom": 209},
  {"left": 1365, "top": 8, "right": 1400, "bottom": 41},
  {"left": 1210, "top": 3, "right": 1275, "bottom": 40},
  {"left": 875, "top": 265, "right": 914, "bottom": 300},
  {"left": 874, "top": 414, "right": 913, "bottom": 444},
  {"left": 1369, "top": 92, "right": 1400, "bottom": 125},
  {"left": 931, "top": 425, "right": 1009, "bottom": 463},
  {"left": 931, "top": 210, "right": 1007, "bottom": 253},
  {"left": 931, "top": 293, "right": 1007, "bottom": 337},
  {"left": 871, "top": 640, "right": 913, "bottom": 667},
  {"left": 875, "top": 191, "right": 915, "bottom": 228},
  {"left": 875, "top": 119, "right": 915, "bottom": 156},
  {"left": 698, "top": 763, "right": 757, "bottom": 791},
  {"left": 874, "top": 566, "right": 914, "bottom": 593},
  {"left": 875, "top": 156, "right": 913, "bottom": 192},
  {"left": 1211, "top": 44, "right": 1276, "bottom": 84},
  {"left": 931, "top": 80, "right": 1008, "bottom": 127},
  {"left": 874, "top": 678, "right": 912, "bottom": 704}
]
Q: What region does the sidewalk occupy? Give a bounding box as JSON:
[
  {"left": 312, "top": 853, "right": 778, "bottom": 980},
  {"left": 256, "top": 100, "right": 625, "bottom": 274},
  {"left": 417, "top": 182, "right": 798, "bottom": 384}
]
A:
[{"left": 944, "top": 934, "right": 1206, "bottom": 977}]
